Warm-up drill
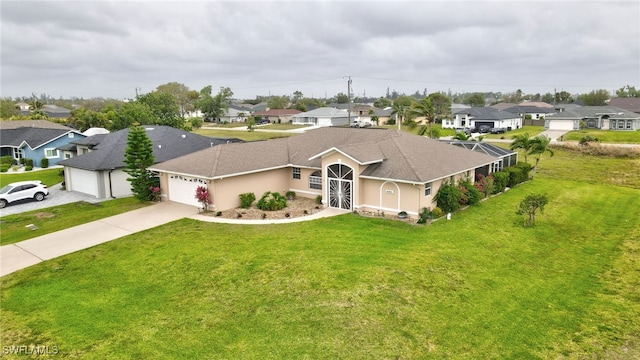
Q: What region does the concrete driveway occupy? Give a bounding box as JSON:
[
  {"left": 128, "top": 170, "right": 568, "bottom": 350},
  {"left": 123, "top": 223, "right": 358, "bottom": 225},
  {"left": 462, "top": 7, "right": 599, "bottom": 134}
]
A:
[
  {"left": 0, "top": 183, "right": 104, "bottom": 217},
  {"left": 0, "top": 202, "right": 199, "bottom": 277}
]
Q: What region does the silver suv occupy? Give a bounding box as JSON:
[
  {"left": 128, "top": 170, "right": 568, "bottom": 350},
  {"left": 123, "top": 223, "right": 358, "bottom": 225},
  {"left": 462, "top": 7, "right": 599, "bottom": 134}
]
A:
[{"left": 0, "top": 180, "right": 49, "bottom": 208}]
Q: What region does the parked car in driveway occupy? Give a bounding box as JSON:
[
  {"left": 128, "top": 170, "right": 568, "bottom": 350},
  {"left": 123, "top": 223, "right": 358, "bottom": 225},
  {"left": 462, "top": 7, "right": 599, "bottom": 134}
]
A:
[
  {"left": 490, "top": 127, "right": 506, "bottom": 134},
  {"left": 478, "top": 125, "right": 492, "bottom": 133},
  {"left": 455, "top": 127, "right": 472, "bottom": 135},
  {"left": 0, "top": 180, "right": 49, "bottom": 208}
]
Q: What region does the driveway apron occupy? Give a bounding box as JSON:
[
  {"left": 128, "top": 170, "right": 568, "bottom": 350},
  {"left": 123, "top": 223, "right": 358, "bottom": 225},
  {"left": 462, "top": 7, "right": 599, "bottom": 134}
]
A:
[{"left": 0, "top": 202, "right": 198, "bottom": 277}]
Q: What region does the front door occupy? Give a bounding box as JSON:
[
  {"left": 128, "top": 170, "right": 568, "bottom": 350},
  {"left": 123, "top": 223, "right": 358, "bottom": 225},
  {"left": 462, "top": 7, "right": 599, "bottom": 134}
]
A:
[{"left": 327, "top": 163, "right": 353, "bottom": 210}]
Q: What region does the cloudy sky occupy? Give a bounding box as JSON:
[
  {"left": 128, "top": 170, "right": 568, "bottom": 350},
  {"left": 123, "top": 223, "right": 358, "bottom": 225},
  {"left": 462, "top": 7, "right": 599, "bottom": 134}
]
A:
[{"left": 1, "top": 0, "right": 639, "bottom": 101}]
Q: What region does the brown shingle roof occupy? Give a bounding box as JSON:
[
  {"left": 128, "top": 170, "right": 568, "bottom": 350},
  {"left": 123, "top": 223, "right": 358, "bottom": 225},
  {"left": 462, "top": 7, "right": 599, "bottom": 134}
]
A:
[
  {"left": 0, "top": 120, "right": 72, "bottom": 130},
  {"left": 150, "top": 128, "right": 497, "bottom": 183},
  {"left": 609, "top": 98, "right": 640, "bottom": 113}
]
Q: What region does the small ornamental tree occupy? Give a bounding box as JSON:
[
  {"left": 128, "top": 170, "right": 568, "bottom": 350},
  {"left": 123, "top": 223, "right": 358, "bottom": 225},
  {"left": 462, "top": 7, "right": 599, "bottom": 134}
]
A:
[
  {"left": 123, "top": 124, "right": 156, "bottom": 201},
  {"left": 434, "top": 181, "right": 463, "bottom": 213},
  {"left": 516, "top": 193, "right": 548, "bottom": 227},
  {"left": 195, "top": 186, "right": 212, "bottom": 212}
]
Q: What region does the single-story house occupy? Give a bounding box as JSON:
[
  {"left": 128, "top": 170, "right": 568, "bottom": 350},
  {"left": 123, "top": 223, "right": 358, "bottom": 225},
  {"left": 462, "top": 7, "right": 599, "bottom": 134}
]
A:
[
  {"left": 544, "top": 106, "right": 640, "bottom": 131},
  {"left": 149, "top": 127, "right": 499, "bottom": 217},
  {"left": 252, "top": 109, "right": 302, "bottom": 124},
  {"left": 449, "top": 107, "right": 522, "bottom": 130},
  {"left": 502, "top": 106, "right": 555, "bottom": 126},
  {"left": 0, "top": 120, "right": 85, "bottom": 166},
  {"left": 290, "top": 107, "right": 350, "bottom": 127},
  {"left": 57, "top": 126, "right": 244, "bottom": 199},
  {"left": 42, "top": 105, "right": 72, "bottom": 119},
  {"left": 219, "top": 108, "right": 249, "bottom": 123}
]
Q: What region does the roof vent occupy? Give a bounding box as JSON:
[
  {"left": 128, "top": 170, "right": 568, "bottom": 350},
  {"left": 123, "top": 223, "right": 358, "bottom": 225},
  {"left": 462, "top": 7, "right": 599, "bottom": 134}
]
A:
[
  {"left": 182, "top": 134, "right": 186, "bottom": 138},
  {"left": 158, "top": 145, "right": 162, "bottom": 149}
]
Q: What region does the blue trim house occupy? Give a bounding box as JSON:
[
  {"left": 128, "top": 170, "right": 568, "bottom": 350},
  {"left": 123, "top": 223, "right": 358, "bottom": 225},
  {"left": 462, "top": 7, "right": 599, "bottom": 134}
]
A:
[{"left": 0, "top": 120, "right": 85, "bottom": 166}]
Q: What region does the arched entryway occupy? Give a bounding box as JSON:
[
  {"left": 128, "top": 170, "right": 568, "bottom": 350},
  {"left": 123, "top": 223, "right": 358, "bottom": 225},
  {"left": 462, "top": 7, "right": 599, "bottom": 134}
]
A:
[{"left": 327, "top": 163, "right": 353, "bottom": 210}]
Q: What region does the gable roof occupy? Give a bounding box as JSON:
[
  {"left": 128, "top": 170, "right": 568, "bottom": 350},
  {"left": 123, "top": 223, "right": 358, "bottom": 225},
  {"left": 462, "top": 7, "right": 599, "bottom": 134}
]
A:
[
  {"left": 546, "top": 106, "right": 640, "bottom": 120},
  {"left": 292, "top": 107, "right": 349, "bottom": 118},
  {"left": 253, "top": 109, "right": 302, "bottom": 116},
  {"left": 518, "top": 101, "right": 553, "bottom": 108},
  {"left": 150, "top": 128, "right": 497, "bottom": 184},
  {"left": 57, "top": 126, "right": 243, "bottom": 171},
  {"left": 608, "top": 98, "right": 640, "bottom": 113},
  {"left": 453, "top": 107, "right": 520, "bottom": 120},
  {"left": 502, "top": 106, "right": 555, "bottom": 115},
  {"left": 0, "top": 120, "right": 72, "bottom": 130},
  {"left": 1, "top": 127, "right": 80, "bottom": 149},
  {"left": 490, "top": 102, "right": 519, "bottom": 111},
  {"left": 442, "top": 140, "right": 517, "bottom": 158}
]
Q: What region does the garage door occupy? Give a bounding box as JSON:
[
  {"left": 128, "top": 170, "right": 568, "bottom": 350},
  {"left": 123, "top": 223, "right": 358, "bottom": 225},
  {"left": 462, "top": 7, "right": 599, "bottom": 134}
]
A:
[
  {"left": 548, "top": 120, "right": 574, "bottom": 130},
  {"left": 168, "top": 175, "right": 206, "bottom": 207},
  {"left": 473, "top": 121, "right": 495, "bottom": 128},
  {"left": 67, "top": 167, "right": 99, "bottom": 197}
]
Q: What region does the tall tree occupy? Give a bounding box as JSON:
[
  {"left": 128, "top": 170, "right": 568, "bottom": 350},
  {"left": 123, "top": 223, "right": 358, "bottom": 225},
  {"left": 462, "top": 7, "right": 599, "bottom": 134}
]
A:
[
  {"left": 555, "top": 91, "right": 573, "bottom": 103},
  {"left": 615, "top": 85, "right": 640, "bottom": 98},
  {"left": 428, "top": 92, "right": 452, "bottom": 120},
  {"left": 267, "top": 95, "right": 289, "bottom": 109},
  {"left": 197, "top": 86, "right": 233, "bottom": 122},
  {"left": 390, "top": 101, "right": 407, "bottom": 130},
  {"left": 334, "top": 92, "right": 349, "bottom": 104},
  {"left": 123, "top": 124, "right": 156, "bottom": 201},
  {"left": 409, "top": 98, "right": 436, "bottom": 138},
  {"left": 112, "top": 101, "right": 155, "bottom": 130},
  {"left": 529, "top": 135, "right": 554, "bottom": 177},
  {"left": 0, "top": 98, "right": 20, "bottom": 118},
  {"left": 580, "top": 89, "right": 610, "bottom": 106},
  {"left": 465, "top": 93, "right": 486, "bottom": 107},
  {"left": 510, "top": 132, "right": 535, "bottom": 164},
  {"left": 155, "top": 82, "right": 193, "bottom": 118},
  {"left": 137, "top": 92, "right": 183, "bottom": 128},
  {"left": 373, "top": 97, "right": 392, "bottom": 108}
]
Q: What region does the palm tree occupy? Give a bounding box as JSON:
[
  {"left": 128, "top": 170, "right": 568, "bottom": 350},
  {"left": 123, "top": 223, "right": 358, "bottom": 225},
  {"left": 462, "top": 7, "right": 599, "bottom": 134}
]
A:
[
  {"left": 453, "top": 132, "right": 472, "bottom": 141},
  {"left": 409, "top": 98, "right": 436, "bottom": 138},
  {"left": 510, "top": 132, "right": 534, "bottom": 163},
  {"left": 390, "top": 102, "right": 406, "bottom": 130},
  {"left": 529, "top": 135, "right": 554, "bottom": 177}
]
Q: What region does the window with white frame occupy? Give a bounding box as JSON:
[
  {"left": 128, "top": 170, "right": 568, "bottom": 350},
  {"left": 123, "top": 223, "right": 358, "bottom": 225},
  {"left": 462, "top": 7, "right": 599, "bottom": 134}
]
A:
[
  {"left": 424, "top": 182, "right": 432, "bottom": 196},
  {"left": 627, "top": 120, "right": 633, "bottom": 129},
  {"left": 45, "top": 148, "right": 59, "bottom": 158},
  {"left": 309, "top": 170, "right": 322, "bottom": 190},
  {"left": 292, "top": 167, "right": 301, "bottom": 179}
]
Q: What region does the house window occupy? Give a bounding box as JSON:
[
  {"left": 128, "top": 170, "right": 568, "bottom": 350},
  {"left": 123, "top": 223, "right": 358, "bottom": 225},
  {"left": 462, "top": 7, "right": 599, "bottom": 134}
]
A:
[
  {"left": 65, "top": 153, "right": 72, "bottom": 159},
  {"left": 492, "top": 161, "right": 503, "bottom": 173},
  {"left": 292, "top": 167, "right": 301, "bottom": 179},
  {"left": 627, "top": 120, "right": 633, "bottom": 129},
  {"left": 68, "top": 133, "right": 74, "bottom": 138},
  {"left": 309, "top": 171, "right": 322, "bottom": 190},
  {"left": 45, "top": 148, "right": 59, "bottom": 158},
  {"left": 619, "top": 121, "right": 625, "bottom": 129},
  {"left": 610, "top": 120, "right": 616, "bottom": 129},
  {"left": 424, "top": 182, "right": 432, "bottom": 196}
]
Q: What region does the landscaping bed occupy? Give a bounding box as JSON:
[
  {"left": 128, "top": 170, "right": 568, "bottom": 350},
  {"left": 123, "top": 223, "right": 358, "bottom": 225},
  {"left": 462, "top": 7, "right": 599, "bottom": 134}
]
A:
[{"left": 207, "top": 197, "right": 324, "bottom": 220}]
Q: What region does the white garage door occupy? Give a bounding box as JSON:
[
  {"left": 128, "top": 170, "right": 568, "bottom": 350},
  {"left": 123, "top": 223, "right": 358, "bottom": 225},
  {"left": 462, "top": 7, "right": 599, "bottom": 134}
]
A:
[
  {"left": 168, "top": 175, "right": 205, "bottom": 207},
  {"left": 67, "top": 167, "right": 99, "bottom": 197},
  {"left": 548, "top": 120, "right": 574, "bottom": 130}
]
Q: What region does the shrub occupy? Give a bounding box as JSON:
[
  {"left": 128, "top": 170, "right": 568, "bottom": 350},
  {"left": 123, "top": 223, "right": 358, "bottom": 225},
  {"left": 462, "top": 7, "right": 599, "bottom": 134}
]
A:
[
  {"left": 239, "top": 192, "right": 256, "bottom": 209},
  {"left": 431, "top": 207, "right": 444, "bottom": 218},
  {"left": 475, "top": 173, "right": 495, "bottom": 198},
  {"left": 285, "top": 191, "right": 296, "bottom": 200},
  {"left": 0, "top": 156, "right": 14, "bottom": 166},
  {"left": 25, "top": 165, "right": 33, "bottom": 171},
  {"left": 40, "top": 158, "right": 49, "bottom": 168},
  {"left": 579, "top": 135, "right": 599, "bottom": 146},
  {"left": 315, "top": 195, "right": 323, "bottom": 205},
  {"left": 459, "top": 179, "right": 482, "bottom": 206},
  {"left": 195, "top": 186, "right": 212, "bottom": 212},
  {"left": 19, "top": 158, "right": 26, "bottom": 165},
  {"left": 434, "top": 181, "right": 463, "bottom": 213},
  {"left": 256, "top": 191, "right": 287, "bottom": 211},
  {"left": 492, "top": 171, "right": 509, "bottom": 193},
  {"left": 24, "top": 158, "right": 34, "bottom": 167},
  {"left": 416, "top": 207, "right": 431, "bottom": 224},
  {"left": 0, "top": 164, "right": 9, "bottom": 172}
]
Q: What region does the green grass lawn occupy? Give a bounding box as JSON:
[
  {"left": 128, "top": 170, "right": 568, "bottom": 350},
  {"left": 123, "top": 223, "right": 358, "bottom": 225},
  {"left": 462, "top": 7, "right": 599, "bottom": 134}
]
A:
[
  {"left": 0, "top": 168, "right": 64, "bottom": 188},
  {"left": 481, "top": 125, "right": 545, "bottom": 140},
  {"left": 563, "top": 129, "right": 640, "bottom": 143},
  {"left": 194, "top": 128, "right": 294, "bottom": 141},
  {"left": 0, "top": 198, "right": 151, "bottom": 245},
  {"left": 261, "top": 123, "right": 310, "bottom": 131},
  {"left": 1, "top": 141, "right": 639, "bottom": 358}
]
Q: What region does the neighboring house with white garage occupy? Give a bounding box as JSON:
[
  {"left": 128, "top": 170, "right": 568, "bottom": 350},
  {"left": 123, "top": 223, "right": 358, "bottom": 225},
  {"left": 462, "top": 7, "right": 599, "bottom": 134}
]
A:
[
  {"left": 149, "top": 127, "right": 499, "bottom": 217},
  {"left": 57, "top": 126, "right": 243, "bottom": 199},
  {"left": 449, "top": 107, "right": 522, "bottom": 130},
  {"left": 544, "top": 106, "right": 640, "bottom": 131},
  {"left": 290, "top": 107, "right": 350, "bottom": 127}
]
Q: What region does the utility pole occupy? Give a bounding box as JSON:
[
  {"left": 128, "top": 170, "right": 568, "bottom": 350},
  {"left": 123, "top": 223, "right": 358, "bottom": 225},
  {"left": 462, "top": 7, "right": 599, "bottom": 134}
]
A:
[{"left": 345, "top": 76, "right": 352, "bottom": 126}]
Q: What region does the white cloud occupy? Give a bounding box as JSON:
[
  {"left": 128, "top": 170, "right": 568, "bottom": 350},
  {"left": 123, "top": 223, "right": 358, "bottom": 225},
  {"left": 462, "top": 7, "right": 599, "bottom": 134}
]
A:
[{"left": 1, "top": 0, "right": 638, "bottom": 100}]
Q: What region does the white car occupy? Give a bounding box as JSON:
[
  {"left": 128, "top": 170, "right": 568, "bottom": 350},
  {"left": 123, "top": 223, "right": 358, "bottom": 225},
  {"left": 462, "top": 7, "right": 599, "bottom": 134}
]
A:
[{"left": 0, "top": 180, "right": 49, "bottom": 208}]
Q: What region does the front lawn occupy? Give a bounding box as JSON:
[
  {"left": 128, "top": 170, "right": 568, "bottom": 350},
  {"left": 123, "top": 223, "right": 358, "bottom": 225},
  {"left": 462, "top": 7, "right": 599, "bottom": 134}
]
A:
[
  {"left": 0, "top": 168, "right": 64, "bottom": 188},
  {"left": 481, "top": 125, "right": 544, "bottom": 140},
  {"left": 1, "top": 178, "right": 638, "bottom": 358},
  {"left": 194, "top": 128, "right": 294, "bottom": 141},
  {"left": 0, "top": 198, "right": 151, "bottom": 245},
  {"left": 260, "top": 123, "right": 310, "bottom": 131},
  {"left": 563, "top": 129, "right": 640, "bottom": 143}
]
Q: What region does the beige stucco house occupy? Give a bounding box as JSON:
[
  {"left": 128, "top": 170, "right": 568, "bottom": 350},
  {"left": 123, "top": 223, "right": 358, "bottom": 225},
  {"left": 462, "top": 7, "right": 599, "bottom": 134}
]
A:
[{"left": 149, "top": 128, "right": 499, "bottom": 218}]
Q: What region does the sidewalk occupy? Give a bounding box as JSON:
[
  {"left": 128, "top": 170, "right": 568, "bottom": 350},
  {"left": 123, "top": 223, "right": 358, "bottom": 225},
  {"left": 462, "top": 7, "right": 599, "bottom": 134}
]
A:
[{"left": 0, "top": 202, "right": 199, "bottom": 277}]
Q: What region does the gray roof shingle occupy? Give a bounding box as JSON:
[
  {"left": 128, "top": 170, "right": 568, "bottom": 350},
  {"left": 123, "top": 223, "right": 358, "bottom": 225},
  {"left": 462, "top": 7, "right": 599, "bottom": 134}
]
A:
[{"left": 150, "top": 128, "right": 498, "bottom": 183}]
